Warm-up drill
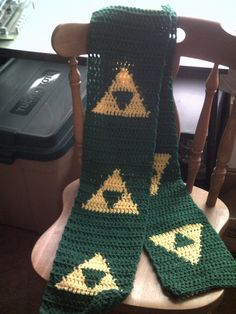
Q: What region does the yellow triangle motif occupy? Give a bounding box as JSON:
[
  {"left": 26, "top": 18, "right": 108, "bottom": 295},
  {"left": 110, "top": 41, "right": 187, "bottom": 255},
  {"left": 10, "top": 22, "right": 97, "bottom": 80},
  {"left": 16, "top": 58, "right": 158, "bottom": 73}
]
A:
[
  {"left": 82, "top": 169, "right": 139, "bottom": 215},
  {"left": 149, "top": 223, "right": 203, "bottom": 265},
  {"left": 150, "top": 153, "right": 171, "bottom": 195},
  {"left": 55, "top": 253, "right": 119, "bottom": 295},
  {"left": 92, "top": 67, "right": 150, "bottom": 118}
]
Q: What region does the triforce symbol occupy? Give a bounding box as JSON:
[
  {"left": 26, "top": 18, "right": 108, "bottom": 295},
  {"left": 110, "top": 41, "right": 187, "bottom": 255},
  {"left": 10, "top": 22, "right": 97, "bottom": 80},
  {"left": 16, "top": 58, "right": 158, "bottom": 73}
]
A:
[
  {"left": 150, "top": 153, "right": 171, "bottom": 195},
  {"left": 149, "top": 223, "right": 203, "bottom": 265},
  {"left": 82, "top": 169, "right": 139, "bottom": 215},
  {"left": 92, "top": 67, "right": 150, "bottom": 118},
  {"left": 55, "top": 253, "right": 119, "bottom": 295}
]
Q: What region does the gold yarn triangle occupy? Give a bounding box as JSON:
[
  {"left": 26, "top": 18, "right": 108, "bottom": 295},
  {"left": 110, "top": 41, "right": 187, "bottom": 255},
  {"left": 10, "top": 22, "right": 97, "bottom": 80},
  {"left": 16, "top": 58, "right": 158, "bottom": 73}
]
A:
[
  {"left": 149, "top": 223, "right": 203, "bottom": 264},
  {"left": 92, "top": 68, "right": 150, "bottom": 118},
  {"left": 150, "top": 153, "right": 171, "bottom": 195},
  {"left": 82, "top": 169, "right": 139, "bottom": 215},
  {"left": 55, "top": 253, "right": 119, "bottom": 295}
]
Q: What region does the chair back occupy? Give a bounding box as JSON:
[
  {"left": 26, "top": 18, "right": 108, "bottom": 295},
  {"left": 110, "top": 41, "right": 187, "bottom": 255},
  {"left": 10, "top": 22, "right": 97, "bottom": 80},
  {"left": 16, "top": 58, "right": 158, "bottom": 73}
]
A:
[{"left": 51, "top": 17, "right": 236, "bottom": 205}]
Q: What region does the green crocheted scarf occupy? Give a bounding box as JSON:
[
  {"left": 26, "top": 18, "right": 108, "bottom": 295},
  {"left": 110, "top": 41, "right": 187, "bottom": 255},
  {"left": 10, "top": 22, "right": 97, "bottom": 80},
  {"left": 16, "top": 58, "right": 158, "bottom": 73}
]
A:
[{"left": 40, "top": 6, "right": 236, "bottom": 314}]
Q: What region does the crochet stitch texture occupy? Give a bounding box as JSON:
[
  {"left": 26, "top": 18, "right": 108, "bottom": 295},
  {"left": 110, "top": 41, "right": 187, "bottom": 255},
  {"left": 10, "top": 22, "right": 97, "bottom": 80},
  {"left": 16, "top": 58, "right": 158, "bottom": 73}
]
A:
[
  {"left": 40, "top": 6, "right": 176, "bottom": 314},
  {"left": 40, "top": 5, "right": 236, "bottom": 314},
  {"left": 144, "top": 38, "right": 236, "bottom": 295}
]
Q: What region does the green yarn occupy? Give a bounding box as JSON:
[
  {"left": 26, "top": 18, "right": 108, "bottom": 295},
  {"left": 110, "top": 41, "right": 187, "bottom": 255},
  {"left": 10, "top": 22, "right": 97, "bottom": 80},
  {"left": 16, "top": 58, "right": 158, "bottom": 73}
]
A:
[
  {"left": 39, "top": 5, "right": 236, "bottom": 314},
  {"left": 174, "top": 233, "right": 195, "bottom": 249},
  {"left": 144, "top": 30, "right": 236, "bottom": 296},
  {"left": 83, "top": 269, "right": 106, "bottom": 289},
  {"left": 40, "top": 6, "right": 176, "bottom": 314}
]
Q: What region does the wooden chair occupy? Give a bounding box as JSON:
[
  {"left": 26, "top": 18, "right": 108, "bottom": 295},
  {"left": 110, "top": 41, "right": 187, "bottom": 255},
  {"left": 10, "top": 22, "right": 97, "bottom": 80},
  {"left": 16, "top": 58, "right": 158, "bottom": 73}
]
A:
[{"left": 32, "top": 16, "right": 236, "bottom": 313}]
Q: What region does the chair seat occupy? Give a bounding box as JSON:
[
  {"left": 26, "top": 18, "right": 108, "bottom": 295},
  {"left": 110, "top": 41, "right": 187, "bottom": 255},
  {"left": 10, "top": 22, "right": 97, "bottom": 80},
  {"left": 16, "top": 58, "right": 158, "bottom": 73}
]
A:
[{"left": 31, "top": 180, "right": 229, "bottom": 313}]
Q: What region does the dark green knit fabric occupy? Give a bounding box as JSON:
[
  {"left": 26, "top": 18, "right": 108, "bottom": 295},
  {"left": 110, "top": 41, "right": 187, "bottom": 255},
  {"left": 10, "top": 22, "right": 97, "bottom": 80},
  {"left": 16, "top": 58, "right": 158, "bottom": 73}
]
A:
[
  {"left": 144, "top": 26, "right": 236, "bottom": 296},
  {"left": 40, "top": 6, "right": 176, "bottom": 314},
  {"left": 40, "top": 5, "right": 236, "bottom": 314}
]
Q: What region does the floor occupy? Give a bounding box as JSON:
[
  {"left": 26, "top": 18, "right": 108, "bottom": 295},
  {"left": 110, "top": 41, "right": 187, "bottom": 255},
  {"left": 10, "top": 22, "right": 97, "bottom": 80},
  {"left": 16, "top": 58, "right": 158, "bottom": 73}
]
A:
[
  {"left": 0, "top": 224, "right": 235, "bottom": 314},
  {"left": 0, "top": 226, "right": 45, "bottom": 314}
]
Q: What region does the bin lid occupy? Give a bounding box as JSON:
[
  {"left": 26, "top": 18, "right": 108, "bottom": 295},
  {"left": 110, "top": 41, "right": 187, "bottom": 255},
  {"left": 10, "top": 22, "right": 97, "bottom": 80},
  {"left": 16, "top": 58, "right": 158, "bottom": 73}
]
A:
[{"left": 0, "top": 58, "right": 87, "bottom": 164}]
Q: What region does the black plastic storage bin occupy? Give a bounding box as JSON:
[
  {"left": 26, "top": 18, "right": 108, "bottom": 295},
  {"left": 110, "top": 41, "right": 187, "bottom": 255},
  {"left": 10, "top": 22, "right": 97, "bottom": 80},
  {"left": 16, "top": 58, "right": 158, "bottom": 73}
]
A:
[{"left": 0, "top": 58, "right": 87, "bottom": 233}]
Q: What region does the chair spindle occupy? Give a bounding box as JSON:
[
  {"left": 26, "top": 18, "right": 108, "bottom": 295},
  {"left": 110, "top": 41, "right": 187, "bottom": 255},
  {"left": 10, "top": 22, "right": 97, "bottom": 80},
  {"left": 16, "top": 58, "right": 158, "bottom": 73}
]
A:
[
  {"left": 187, "top": 63, "right": 219, "bottom": 192},
  {"left": 68, "top": 56, "right": 84, "bottom": 170}
]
